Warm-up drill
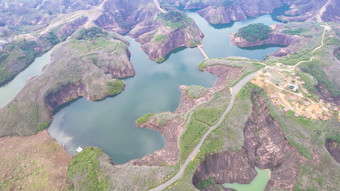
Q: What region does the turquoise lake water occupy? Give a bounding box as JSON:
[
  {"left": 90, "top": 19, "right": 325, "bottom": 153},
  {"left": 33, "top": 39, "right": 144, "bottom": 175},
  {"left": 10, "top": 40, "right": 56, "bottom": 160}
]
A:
[
  {"left": 0, "top": 12, "right": 281, "bottom": 164},
  {"left": 223, "top": 167, "right": 271, "bottom": 191},
  {"left": 48, "top": 13, "right": 281, "bottom": 164}
]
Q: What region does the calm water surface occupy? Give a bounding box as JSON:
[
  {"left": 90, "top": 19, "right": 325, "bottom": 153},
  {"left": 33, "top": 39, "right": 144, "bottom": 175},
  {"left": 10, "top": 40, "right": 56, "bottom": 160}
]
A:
[
  {"left": 45, "top": 13, "right": 281, "bottom": 164},
  {"left": 0, "top": 50, "right": 52, "bottom": 107},
  {"left": 222, "top": 168, "right": 271, "bottom": 191}
]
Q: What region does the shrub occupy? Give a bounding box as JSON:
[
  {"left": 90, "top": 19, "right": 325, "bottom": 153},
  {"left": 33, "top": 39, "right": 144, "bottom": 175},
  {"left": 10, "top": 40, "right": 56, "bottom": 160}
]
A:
[
  {"left": 156, "top": 11, "right": 192, "bottom": 29},
  {"left": 156, "top": 57, "right": 165, "bottom": 63},
  {"left": 107, "top": 80, "right": 125, "bottom": 96},
  {"left": 154, "top": 34, "right": 167, "bottom": 43},
  {"left": 68, "top": 147, "right": 109, "bottom": 191},
  {"left": 198, "top": 61, "right": 206, "bottom": 71},
  {"left": 136, "top": 113, "right": 154, "bottom": 125},
  {"left": 77, "top": 27, "right": 108, "bottom": 40},
  {"left": 236, "top": 23, "right": 272, "bottom": 42}
]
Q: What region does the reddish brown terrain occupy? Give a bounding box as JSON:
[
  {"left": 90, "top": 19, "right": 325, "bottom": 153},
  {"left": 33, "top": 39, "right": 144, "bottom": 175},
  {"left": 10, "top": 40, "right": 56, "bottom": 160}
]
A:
[
  {"left": 193, "top": 94, "right": 305, "bottom": 191},
  {"left": 0, "top": 131, "right": 72, "bottom": 191}
]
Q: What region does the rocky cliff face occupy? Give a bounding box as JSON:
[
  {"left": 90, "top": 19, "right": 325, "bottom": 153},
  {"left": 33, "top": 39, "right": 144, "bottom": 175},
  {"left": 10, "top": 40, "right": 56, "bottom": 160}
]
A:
[
  {"left": 55, "top": 17, "right": 88, "bottom": 39},
  {"left": 45, "top": 82, "right": 87, "bottom": 114},
  {"left": 192, "top": 150, "right": 257, "bottom": 187},
  {"left": 316, "top": 82, "right": 340, "bottom": 106},
  {"left": 0, "top": 30, "right": 133, "bottom": 137},
  {"left": 95, "top": 0, "right": 204, "bottom": 62},
  {"left": 160, "top": 0, "right": 339, "bottom": 24},
  {"left": 195, "top": 0, "right": 283, "bottom": 25},
  {"left": 325, "top": 140, "right": 340, "bottom": 164},
  {"left": 193, "top": 94, "right": 305, "bottom": 191},
  {"left": 230, "top": 24, "right": 305, "bottom": 57},
  {"left": 138, "top": 21, "right": 204, "bottom": 62}
]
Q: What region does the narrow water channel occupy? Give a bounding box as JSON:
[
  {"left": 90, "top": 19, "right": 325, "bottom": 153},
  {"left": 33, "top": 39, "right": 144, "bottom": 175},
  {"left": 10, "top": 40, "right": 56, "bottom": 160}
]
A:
[{"left": 0, "top": 49, "right": 52, "bottom": 107}]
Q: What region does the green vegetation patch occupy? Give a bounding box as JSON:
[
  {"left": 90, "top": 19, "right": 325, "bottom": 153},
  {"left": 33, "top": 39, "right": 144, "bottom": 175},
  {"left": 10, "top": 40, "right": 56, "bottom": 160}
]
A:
[
  {"left": 198, "top": 61, "right": 207, "bottom": 71},
  {"left": 326, "top": 131, "right": 340, "bottom": 145},
  {"left": 193, "top": 108, "right": 221, "bottom": 126},
  {"left": 153, "top": 34, "right": 168, "bottom": 43},
  {"left": 334, "top": 48, "right": 340, "bottom": 61},
  {"left": 40, "top": 31, "right": 60, "bottom": 46},
  {"left": 68, "top": 147, "right": 109, "bottom": 191},
  {"left": 236, "top": 23, "right": 272, "bottom": 42},
  {"left": 179, "top": 119, "right": 209, "bottom": 164},
  {"left": 156, "top": 11, "right": 192, "bottom": 29},
  {"left": 76, "top": 27, "right": 108, "bottom": 40},
  {"left": 185, "top": 86, "right": 206, "bottom": 99},
  {"left": 283, "top": 28, "right": 307, "bottom": 36},
  {"left": 196, "top": 177, "right": 216, "bottom": 189},
  {"left": 156, "top": 57, "right": 165, "bottom": 63},
  {"left": 136, "top": 113, "right": 155, "bottom": 126},
  {"left": 107, "top": 80, "right": 125, "bottom": 96},
  {"left": 156, "top": 112, "right": 177, "bottom": 126}
]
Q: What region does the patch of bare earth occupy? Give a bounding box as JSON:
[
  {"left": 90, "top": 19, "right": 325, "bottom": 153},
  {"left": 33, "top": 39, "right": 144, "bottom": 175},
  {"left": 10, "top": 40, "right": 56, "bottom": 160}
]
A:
[{"left": 0, "top": 130, "right": 72, "bottom": 191}]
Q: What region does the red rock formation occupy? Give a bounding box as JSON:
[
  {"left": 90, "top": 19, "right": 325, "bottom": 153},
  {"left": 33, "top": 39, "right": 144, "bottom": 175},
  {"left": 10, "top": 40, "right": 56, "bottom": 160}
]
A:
[
  {"left": 193, "top": 94, "right": 305, "bottom": 191},
  {"left": 45, "top": 82, "right": 88, "bottom": 114}
]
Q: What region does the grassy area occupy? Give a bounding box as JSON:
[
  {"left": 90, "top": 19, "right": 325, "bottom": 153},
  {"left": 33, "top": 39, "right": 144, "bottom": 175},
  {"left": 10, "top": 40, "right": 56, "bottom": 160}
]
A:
[
  {"left": 156, "top": 11, "right": 192, "bottom": 29},
  {"left": 156, "top": 57, "right": 165, "bottom": 63},
  {"left": 166, "top": 84, "right": 255, "bottom": 191},
  {"left": 68, "top": 147, "right": 109, "bottom": 191},
  {"left": 193, "top": 108, "right": 222, "bottom": 126},
  {"left": 0, "top": 131, "right": 71, "bottom": 191},
  {"left": 153, "top": 34, "right": 168, "bottom": 43},
  {"left": 185, "top": 86, "right": 206, "bottom": 99},
  {"left": 76, "top": 27, "right": 108, "bottom": 40},
  {"left": 156, "top": 112, "right": 177, "bottom": 126},
  {"left": 0, "top": 39, "right": 38, "bottom": 86},
  {"left": 107, "top": 80, "right": 125, "bottom": 96},
  {"left": 198, "top": 61, "right": 207, "bottom": 71},
  {"left": 136, "top": 113, "right": 155, "bottom": 126},
  {"left": 179, "top": 119, "right": 209, "bottom": 164},
  {"left": 283, "top": 28, "right": 307, "bottom": 36},
  {"left": 236, "top": 23, "right": 272, "bottom": 42}
]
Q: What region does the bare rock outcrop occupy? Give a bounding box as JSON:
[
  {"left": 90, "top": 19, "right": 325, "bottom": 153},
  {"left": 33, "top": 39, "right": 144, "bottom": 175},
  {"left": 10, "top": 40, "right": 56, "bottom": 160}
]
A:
[
  {"left": 45, "top": 82, "right": 87, "bottom": 114},
  {"left": 192, "top": 150, "right": 257, "bottom": 186},
  {"left": 193, "top": 94, "right": 305, "bottom": 191},
  {"left": 95, "top": 0, "right": 204, "bottom": 62}
]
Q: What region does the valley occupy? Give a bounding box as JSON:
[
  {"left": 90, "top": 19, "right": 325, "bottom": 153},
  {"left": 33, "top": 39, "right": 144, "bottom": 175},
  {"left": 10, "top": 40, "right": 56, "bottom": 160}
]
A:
[{"left": 1, "top": 0, "right": 340, "bottom": 191}]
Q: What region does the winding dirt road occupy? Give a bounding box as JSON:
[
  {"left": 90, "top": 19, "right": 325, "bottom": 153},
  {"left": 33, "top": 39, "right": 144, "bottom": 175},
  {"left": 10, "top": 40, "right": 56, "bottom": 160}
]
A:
[
  {"left": 293, "top": 23, "right": 330, "bottom": 70},
  {"left": 149, "top": 68, "right": 265, "bottom": 191},
  {"left": 154, "top": 0, "right": 166, "bottom": 13},
  {"left": 316, "top": 0, "right": 332, "bottom": 22}
]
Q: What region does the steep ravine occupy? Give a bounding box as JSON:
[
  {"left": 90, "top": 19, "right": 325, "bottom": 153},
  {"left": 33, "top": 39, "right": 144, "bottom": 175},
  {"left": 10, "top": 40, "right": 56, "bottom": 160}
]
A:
[{"left": 193, "top": 94, "right": 305, "bottom": 191}]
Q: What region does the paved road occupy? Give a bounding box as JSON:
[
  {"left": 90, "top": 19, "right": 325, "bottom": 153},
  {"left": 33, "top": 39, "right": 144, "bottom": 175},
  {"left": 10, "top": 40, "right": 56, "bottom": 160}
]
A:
[{"left": 149, "top": 68, "right": 265, "bottom": 191}]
